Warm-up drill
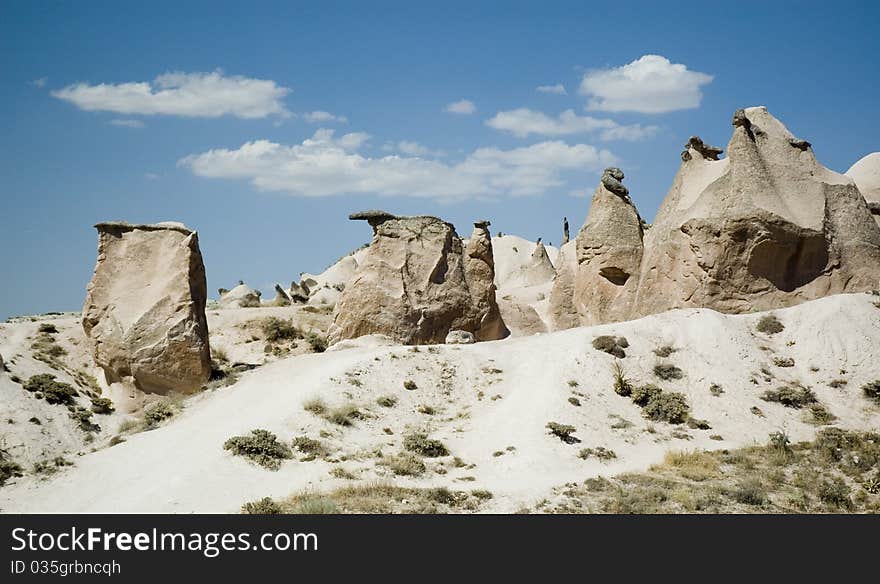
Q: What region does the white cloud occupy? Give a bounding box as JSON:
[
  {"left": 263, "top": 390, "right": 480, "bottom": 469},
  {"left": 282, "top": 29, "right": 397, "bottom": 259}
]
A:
[
  {"left": 51, "top": 70, "right": 291, "bottom": 119},
  {"left": 302, "top": 110, "right": 347, "bottom": 124},
  {"left": 444, "top": 99, "right": 476, "bottom": 115},
  {"left": 31, "top": 77, "right": 47, "bottom": 88},
  {"left": 485, "top": 108, "right": 657, "bottom": 141},
  {"left": 579, "top": 55, "right": 713, "bottom": 114},
  {"left": 180, "top": 129, "right": 615, "bottom": 199},
  {"left": 397, "top": 141, "right": 430, "bottom": 156},
  {"left": 145, "top": 172, "right": 160, "bottom": 180},
  {"left": 109, "top": 118, "right": 145, "bottom": 128},
  {"left": 536, "top": 84, "right": 567, "bottom": 95}
]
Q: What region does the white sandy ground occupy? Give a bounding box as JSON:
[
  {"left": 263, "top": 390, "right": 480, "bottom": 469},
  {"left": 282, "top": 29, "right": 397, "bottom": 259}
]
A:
[{"left": 1, "top": 293, "right": 878, "bottom": 513}]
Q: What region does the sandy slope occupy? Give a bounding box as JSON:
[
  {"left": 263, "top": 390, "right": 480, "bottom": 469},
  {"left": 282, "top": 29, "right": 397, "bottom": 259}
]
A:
[{"left": 2, "top": 293, "right": 878, "bottom": 514}]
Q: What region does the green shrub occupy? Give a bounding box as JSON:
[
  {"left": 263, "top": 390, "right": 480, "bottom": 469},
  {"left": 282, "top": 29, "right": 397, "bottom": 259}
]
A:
[
  {"left": 305, "top": 332, "right": 327, "bottom": 353},
  {"left": 260, "top": 317, "right": 299, "bottom": 342},
  {"left": 37, "top": 323, "right": 58, "bottom": 334},
  {"left": 471, "top": 489, "right": 494, "bottom": 500},
  {"left": 403, "top": 432, "right": 449, "bottom": 457},
  {"left": 818, "top": 477, "right": 852, "bottom": 509},
  {"left": 578, "top": 447, "right": 617, "bottom": 461},
  {"left": 772, "top": 356, "right": 795, "bottom": 368},
  {"left": 768, "top": 431, "right": 792, "bottom": 455},
  {"left": 223, "top": 429, "right": 292, "bottom": 470},
  {"left": 0, "top": 451, "right": 23, "bottom": 486},
  {"left": 71, "top": 408, "right": 100, "bottom": 432},
  {"left": 325, "top": 403, "right": 364, "bottom": 426},
  {"left": 653, "top": 345, "right": 677, "bottom": 358},
  {"left": 611, "top": 361, "right": 632, "bottom": 397},
  {"left": 709, "top": 383, "right": 724, "bottom": 397},
  {"left": 862, "top": 380, "right": 880, "bottom": 403},
  {"left": 686, "top": 417, "right": 711, "bottom": 430},
  {"left": 546, "top": 422, "right": 579, "bottom": 444},
  {"left": 756, "top": 314, "right": 784, "bottom": 334},
  {"left": 292, "top": 436, "right": 326, "bottom": 458},
  {"left": 23, "top": 374, "right": 78, "bottom": 405},
  {"left": 732, "top": 478, "right": 766, "bottom": 505},
  {"left": 643, "top": 392, "right": 690, "bottom": 424},
  {"left": 303, "top": 397, "right": 327, "bottom": 415},
  {"left": 144, "top": 401, "right": 175, "bottom": 428},
  {"left": 90, "top": 397, "right": 114, "bottom": 414},
  {"left": 385, "top": 452, "right": 426, "bottom": 476},
  {"left": 807, "top": 404, "right": 836, "bottom": 425},
  {"left": 241, "top": 497, "right": 282, "bottom": 514},
  {"left": 653, "top": 363, "right": 683, "bottom": 381},
  {"left": 417, "top": 404, "right": 436, "bottom": 415},
  {"left": 403, "top": 380, "right": 418, "bottom": 390},
  {"left": 761, "top": 385, "right": 817, "bottom": 408},
  {"left": 568, "top": 396, "right": 581, "bottom": 407},
  {"left": 592, "top": 335, "right": 628, "bottom": 358},
  {"left": 376, "top": 395, "right": 398, "bottom": 407},
  {"left": 288, "top": 494, "right": 340, "bottom": 514},
  {"left": 631, "top": 384, "right": 662, "bottom": 407}
]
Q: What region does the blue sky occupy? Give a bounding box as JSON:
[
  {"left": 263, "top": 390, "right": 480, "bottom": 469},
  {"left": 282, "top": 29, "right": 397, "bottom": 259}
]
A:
[{"left": 2, "top": 0, "right": 878, "bottom": 319}]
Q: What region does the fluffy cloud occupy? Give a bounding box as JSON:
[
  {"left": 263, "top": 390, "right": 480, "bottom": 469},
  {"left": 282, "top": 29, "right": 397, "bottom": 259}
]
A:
[
  {"left": 579, "top": 55, "right": 713, "bottom": 114},
  {"left": 180, "top": 129, "right": 615, "bottom": 199},
  {"left": 536, "top": 84, "right": 567, "bottom": 95},
  {"left": 51, "top": 71, "right": 291, "bottom": 119},
  {"left": 443, "top": 99, "right": 476, "bottom": 114},
  {"left": 485, "top": 108, "right": 657, "bottom": 141},
  {"left": 31, "top": 77, "right": 48, "bottom": 88},
  {"left": 109, "top": 118, "right": 145, "bottom": 128},
  {"left": 302, "top": 110, "right": 347, "bottom": 124}
]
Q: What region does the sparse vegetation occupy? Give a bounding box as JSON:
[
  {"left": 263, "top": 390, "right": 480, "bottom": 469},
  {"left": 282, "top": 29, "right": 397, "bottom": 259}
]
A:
[
  {"left": 761, "top": 384, "right": 817, "bottom": 408},
  {"left": 275, "top": 483, "right": 492, "bottom": 513},
  {"left": 144, "top": 401, "right": 176, "bottom": 429},
  {"left": 642, "top": 392, "right": 690, "bottom": 424},
  {"left": 653, "top": 345, "right": 677, "bottom": 358},
  {"left": 90, "top": 397, "right": 114, "bottom": 414},
  {"left": 709, "top": 383, "right": 724, "bottom": 397},
  {"left": 568, "top": 397, "right": 581, "bottom": 407},
  {"left": 592, "top": 335, "right": 629, "bottom": 358},
  {"left": 303, "top": 397, "right": 327, "bottom": 415},
  {"left": 304, "top": 332, "right": 327, "bottom": 353},
  {"left": 417, "top": 404, "right": 437, "bottom": 415},
  {"left": 223, "top": 429, "right": 293, "bottom": 470},
  {"left": 23, "top": 374, "right": 78, "bottom": 405},
  {"left": 772, "top": 356, "right": 795, "bottom": 368},
  {"left": 611, "top": 361, "right": 632, "bottom": 397},
  {"left": 292, "top": 436, "right": 326, "bottom": 460},
  {"left": 653, "top": 363, "right": 683, "bottom": 381},
  {"left": 403, "top": 380, "right": 418, "bottom": 390},
  {"left": 546, "top": 422, "right": 579, "bottom": 444},
  {"left": 376, "top": 395, "right": 398, "bottom": 408},
  {"left": 324, "top": 403, "right": 365, "bottom": 426},
  {"left": 241, "top": 497, "right": 282, "bottom": 514},
  {"left": 37, "top": 323, "right": 58, "bottom": 334},
  {"left": 862, "top": 380, "right": 880, "bottom": 403},
  {"left": 384, "top": 452, "right": 426, "bottom": 476},
  {"left": 578, "top": 447, "right": 617, "bottom": 461},
  {"left": 631, "top": 384, "right": 662, "bottom": 407},
  {"left": 0, "top": 450, "right": 23, "bottom": 486},
  {"left": 403, "top": 432, "right": 449, "bottom": 457},
  {"left": 756, "top": 314, "right": 784, "bottom": 334},
  {"left": 260, "top": 317, "right": 299, "bottom": 342}
]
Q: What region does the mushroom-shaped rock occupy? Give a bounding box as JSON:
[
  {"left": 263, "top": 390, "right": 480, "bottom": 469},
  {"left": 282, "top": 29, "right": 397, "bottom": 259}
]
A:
[
  {"left": 81, "top": 221, "right": 211, "bottom": 394},
  {"left": 218, "top": 283, "right": 262, "bottom": 308}
]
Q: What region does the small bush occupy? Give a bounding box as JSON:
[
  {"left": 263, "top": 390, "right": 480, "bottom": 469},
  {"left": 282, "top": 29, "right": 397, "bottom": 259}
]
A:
[
  {"left": 611, "top": 361, "right": 632, "bottom": 397},
  {"left": 772, "top": 356, "right": 795, "bottom": 368},
  {"left": 761, "top": 385, "right": 817, "bottom": 408},
  {"left": 631, "top": 383, "right": 662, "bottom": 407},
  {"left": 90, "top": 397, "right": 114, "bottom": 414},
  {"left": 653, "top": 345, "right": 676, "bottom": 358},
  {"left": 144, "top": 401, "right": 175, "bottom": 428},
  {"left": 643, "top": 392, "right": 690, "bottom": 424},
  {"left": 568, "top": 396, "right": 581, "bottom": 407},
  {"left": 862, "top": 380, "right": 880, "bottom": 403},
  {"left": 417, "top": 404, "right": 436, "bottom": 415},
  {"left": 241, "top": 497, "right": 282, "bottom": 514},
  {"left": 37, "top": 323, "right": 58, "bottom": 334},
  {"left": 325, "top": 403, "right": 364, "bottom": 426},
  {"left": 756, "top": 314, "right": 784, "bottom": 334},
  {"left": 223, "top": 429, "right": 293, "bottom": 470},
  {"left": 768, "top": 431, "right": 792, "bottom": 455},
  {"left": 385, "top": 452, "right": 426, "bottom": 476},
  {"left": 471, "top": 489, "right": 494, "bottom": 500},
  {"left": 546, "top": 422, "right": 579, "bottom": 444},
  {"left": 807, "top": 404, "right": 837, "bottom": 425},
  {"left": 0, "top": 452, "right": 23, "bottom": 486},
  {"left": 260, "top": 317, "right": 299, "bottom": 342},
  {"left": 376, "top": 395, "right": 398, "bottom": 408},
  {"left": 578, "top": 447, "right": 617, "bottom": 461},
  {"left": 653, "top": 363, "right": 683, "bottom": 381},
  {"left": 292, "top": 436, "right": 326, "bottom": 459},
  {"left": 828, "top": 379, "right": 847, "bottom": 388},
  {"left": 403, "top": 380, "right": 418, "bottom": 390},
  {"left": 403, "top": 432, "right": 449, "bottom": 457},
  {"left": 709, "top": 383, "right": 724, "bottom": 396},
  {"left": 23, "top": 374, "right": 78, "bottom": 405},
  {"left": 71, "top": 408, "right": 100, "bottom": 432},
  {"left": 732, "top": 478, "right": 766, "bottom": 505},
  {"left": 303, "top": 397, "right": 327, "bottom": 415},
  {"left": 592, "top": 335, "right": 628, "bottom": 358},
  {"left": 686, "top": 417, "right": 711, "bottom": 430},
  {"left": 818, "top": 477, "right": 852, "bottom": 509},
  {"left": 305, "top": 332, "right": 327, "bottom": 353}
]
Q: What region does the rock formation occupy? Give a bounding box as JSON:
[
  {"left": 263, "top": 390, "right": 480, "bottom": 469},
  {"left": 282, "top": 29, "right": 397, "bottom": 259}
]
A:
[
  {"left": 550, "top": 168, "right": 644, "bottom": 327},
  {"left": 328, "top": 212, "right": 508, "bottom": 345},
  {"left": 846, "top": 153, "right": 880, "bottom": 226},
  {"left": 562, "top": 217, "right": 570, "bottom": 245},
  {"left": 218, "top": 283, "right": 262, "bottom": 308},
  {"left": 524, "top": 238, "right": 557, "bottom": 286},
  {"left": 633, "top": 107, "right": 880, "bottom": 317},
  {"left": 548, "top": 240, "right": 579, "bottom": 330},
  {"left": 81, "top": 221, "right": 211, "bottom": 394},
  {"left": 445, "top": 330, "right": 475, "bottom": 344},
  {"left": 287, "top": 281, "right": 309, "bottom": 303},
  {"left": 272, "top": 284, "right": 291, "bottom": 306}
]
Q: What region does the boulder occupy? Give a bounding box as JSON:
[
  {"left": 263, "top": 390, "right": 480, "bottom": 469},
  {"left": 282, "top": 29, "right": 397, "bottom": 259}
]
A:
[
  {"left": 328, "top": 212, "right": 509, "bottom": 345},
  {"left": 218, "top": 283, "right": 262, "bottom": 308},
  {"left": 81, "top": 221, "right": 211, "bottom": 394},
  {"left": 445, "top": 330, "right": 475, "bottom": 344},
  {"left": 634, "top": 106, "right": 880, "bottom": 317}
]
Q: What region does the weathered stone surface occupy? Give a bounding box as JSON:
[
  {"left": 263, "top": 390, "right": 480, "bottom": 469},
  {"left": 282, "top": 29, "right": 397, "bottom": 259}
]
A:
[
  {"left": 634, "top": 106, "right": 880, "bottom": 317},
  {"left": 600, "top": 167, "right": 629, "bottom": 197},
  {"left": 524, "top": 239, "right": 557, "bottom": 286},
  {"left": 328, "top": 212, "right": 508, "bottom": 345},
  {"left": 548, "top": 241, "right": 580, "bottom": 330},
  {"left": 445, "top": 330, "right": 475, "bottom": 344},
  {"left": 287, "top": 282, "right": 309, "bottom": 303},
  {"left": 550, "top": 169, "right": 644, "bottom": 327},
  {"left": 272, "top": 284, "right": 291, "bottom": 306},
  {"left": 82, "top": 221, "right": 211, "bottom": 394},
  {"left": 681, "top": 136, "right": 723, "bottom": 161},
  {"left": 218, "top": 283, "right": 262, "bottom": 308}
]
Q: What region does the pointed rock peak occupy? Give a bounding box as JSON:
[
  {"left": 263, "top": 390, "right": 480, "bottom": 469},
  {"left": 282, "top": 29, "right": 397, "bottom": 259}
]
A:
[
  {"left": 731, "top": 106, "right": 812, "bottom": 152},
  {"left": 681, "top": 136, "right": 723, "bottom": 161},
  {"left": 474, "top": 219, "right": 491, "bottom": 230},
  {"left": 847, "top": 152, "right": 880, "bottom": 205},
  {"left": 600, "top": 167, "right": 628, "bottom": 198}
]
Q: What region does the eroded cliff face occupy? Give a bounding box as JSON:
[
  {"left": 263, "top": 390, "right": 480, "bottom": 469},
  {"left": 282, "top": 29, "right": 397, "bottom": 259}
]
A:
[
  {"left": 82, "top": 221, "right": 211, "bottom": 394},
  {"left": 328, "top": 211, "right": 507, "bottom": 345}
]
